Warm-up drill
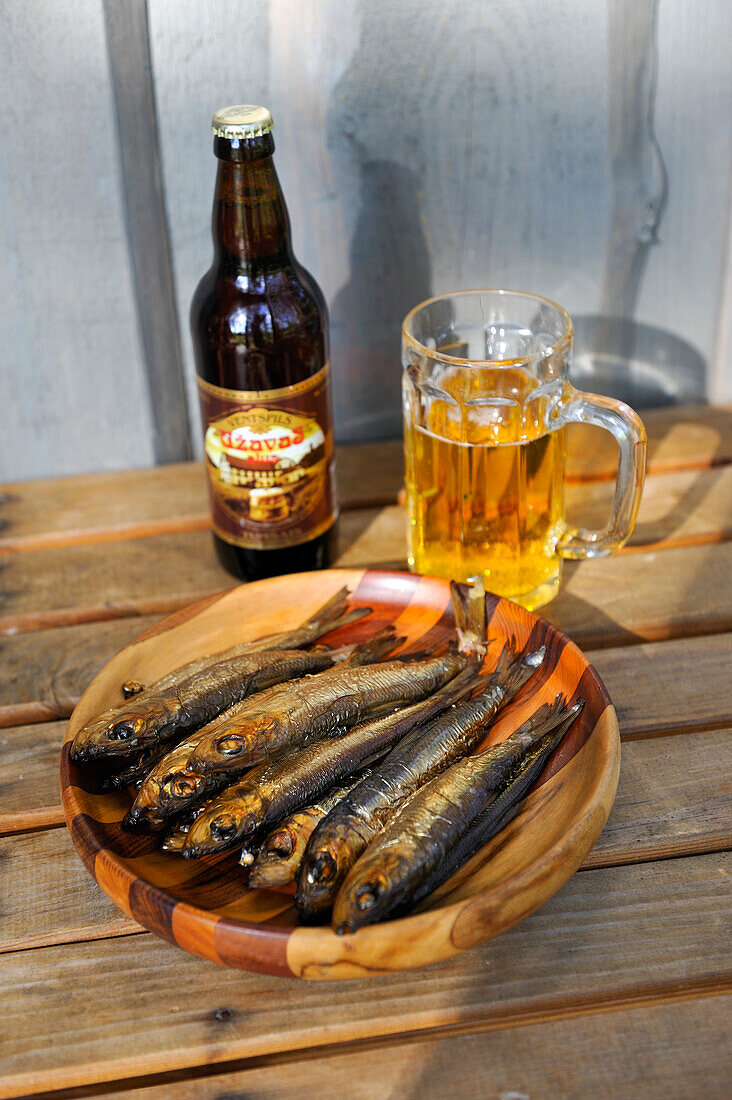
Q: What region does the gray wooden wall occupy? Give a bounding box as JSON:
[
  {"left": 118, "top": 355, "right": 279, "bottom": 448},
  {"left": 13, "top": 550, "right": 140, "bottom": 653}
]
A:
[{"left": 1, "top": 0, "right": 731, "bottom": 481}]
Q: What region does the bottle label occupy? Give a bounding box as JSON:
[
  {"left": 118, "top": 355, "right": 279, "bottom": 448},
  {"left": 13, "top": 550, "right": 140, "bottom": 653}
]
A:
[{"left": 197, "top": 365, "right": 338, "bottom": 550}]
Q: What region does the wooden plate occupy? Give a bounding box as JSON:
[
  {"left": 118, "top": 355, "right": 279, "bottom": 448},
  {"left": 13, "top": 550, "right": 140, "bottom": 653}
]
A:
[{"left": 61, "top": 569, "right": 619, "bottom": 980}]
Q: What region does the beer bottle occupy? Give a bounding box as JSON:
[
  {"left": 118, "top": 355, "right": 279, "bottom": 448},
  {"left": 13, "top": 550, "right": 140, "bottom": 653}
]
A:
[{"left": 191, "top": 105, "right": 338, "bottom": 581}]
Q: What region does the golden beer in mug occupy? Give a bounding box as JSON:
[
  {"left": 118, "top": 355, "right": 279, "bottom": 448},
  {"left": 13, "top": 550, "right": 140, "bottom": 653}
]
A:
[{"left": 402, "top": 290, "right": 647, "bottom": 609}]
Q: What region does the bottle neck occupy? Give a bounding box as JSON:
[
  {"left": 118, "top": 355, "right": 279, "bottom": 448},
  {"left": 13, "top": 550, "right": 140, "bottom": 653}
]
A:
[{"left": 211, "top": 153, "right": 292, "bottom": 266}]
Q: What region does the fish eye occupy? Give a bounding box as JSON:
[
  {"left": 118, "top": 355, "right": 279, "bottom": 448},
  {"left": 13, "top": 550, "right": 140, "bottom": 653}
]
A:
[
  {"left": 108, "top": 722, "right": 133, "bottom": 741},
  {"left": 307, "top": 852, "right": 337, "bottom": 885},
  {"left": 355, "top": 882, "right": 380, "bottom": 911},
  {"left": 215, "top": 734, "right": 244, "bottom": 756},
  {"left": 169, "top": 775, "right": 200, "bottom": 798},
  {"left": 211, "top": 813, "right": 239, "bottom": 841},
  {"left": 267, "top": 830, "right": 295, "bottom": 858}
]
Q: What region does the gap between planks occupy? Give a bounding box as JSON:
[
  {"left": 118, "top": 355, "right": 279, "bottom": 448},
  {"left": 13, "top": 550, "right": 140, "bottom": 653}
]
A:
[
  {"left": 3, "top": 976, "right": 730, "bottom": 1100},
  {"left": 24, "top": 993, "right": 731, "bottom": 1100},
  {"left": 0, "top": 851, "right": 727, "bottom": 1095},
  {"left": 1, "top": 728, "right": 730, "bottom": 954},
  {"left": 2, "top": 406, "right": 731, "bottom": 557}
]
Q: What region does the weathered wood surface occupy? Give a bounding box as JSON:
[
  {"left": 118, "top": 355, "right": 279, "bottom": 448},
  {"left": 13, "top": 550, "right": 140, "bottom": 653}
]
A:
[
  {"left": 3, "top": 632, "right": 730, "bottom": 838},
  {"left": 0, "top": 830, "right": 141, "bottom": 952},
  {"left": 76, "top": 995, "right": 732, "bottom": 1100},
  {"left": 0, "top": 615, "right": 163, "bottom": 728},
  {"left": 2, "top": 408, "right": 730, "bottom": 553},
  {"left": 2, "top": 729, "right": 728, "bottom": 954},
  {"left": 0, "top": 402, "right": 730, "bottom": 1093},
  {"left": 0, "top": 721, "right": 68, "bottom": 835},
  {"left": 591, "top": 633, "right": 732, "bottom": 738},
  {"left": 2, "top": 512, "right": 732, "bottom": 642},
  {"left": 0, "top": 853, "right": 728, "bottom": 1096}
]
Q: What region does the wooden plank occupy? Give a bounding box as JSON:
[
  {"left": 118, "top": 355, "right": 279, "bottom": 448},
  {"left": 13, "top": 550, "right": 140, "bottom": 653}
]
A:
[
  {"left": 0, "top": 615, "right": 163, "bottom": 728},
  {"left": 585, "top": 728, "right": 732, "bottom": 867},
  {"left": 2, "top": 408, "right": 730, "bottom": 555},
  {"left": 590, "top": 633, "right": 732, "bottom": 738},
  {"left": 0, "top": 830, "right": 140, "bottom": 952},
  {"left": 0, "top": 721, "right": 67, "bottom": 835},
  {"left": 0, "top": 466, "right": 208, "bottom": 554},
  {"left": 2, "top": 729, "right": 728, "bottom": 949},
  {"left": 0, "top": 531, "right": 233, "bottom": 635},
  {"left": 546, "top": 541, "right": 732, "bottom": 646},
  {"left": 566, "top": 463, "right": 732, "bottom": 552},
  {"left": 338, "top": 511, "right": 732, "bottom": 647},
  {"left": 0, "top": 853, "right": 727, "bottom": 1096},
  {"left": 101, "top": 0, "right": 192, "bottom": 464},
  {"left": 76, "top": 995, "right": 732, "bottom": 1100},
  {"left": 0, "top": 444, "right": 402, "bottom": 555}
]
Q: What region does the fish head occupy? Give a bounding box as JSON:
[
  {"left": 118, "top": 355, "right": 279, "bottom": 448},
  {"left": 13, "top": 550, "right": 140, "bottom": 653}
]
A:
[
  {"left": 70, "top": 710, "right": 129, "bottom": 761},
  {"left": 77, "top": 701, "right": 170, "bottom": 758},
  {"left": 333, "top": 850, "right": 412, "bottom": 934},
  {"left": 157, "top": 768, "right": 207, "bottom": 810},
  {"left": 295, "top": 831, "right": 353, "bottom": 915},
  {"left": 193, "top": 714, "right": 283, "bottom": 773},
  {"left": 122, "top": 788, "right": 166, "bottom": 832},
  {"left": 183, "top": 788, "right": 264, "bottom": 857},
  {"left": 262, "top": 824, "right": 297, "bottom": 860}
]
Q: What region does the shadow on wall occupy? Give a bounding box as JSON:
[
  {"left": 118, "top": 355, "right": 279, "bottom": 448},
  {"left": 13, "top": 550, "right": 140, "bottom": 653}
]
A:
[
  {"left": 330, "top": 159, "right": 432, "bottom": 442},
  {"left": 571, "top": 316, "right": 707, "bottom": 409}
]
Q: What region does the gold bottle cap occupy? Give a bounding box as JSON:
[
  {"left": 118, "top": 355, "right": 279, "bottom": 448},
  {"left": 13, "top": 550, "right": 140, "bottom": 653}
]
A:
[{"left": 211, "top": 105, "right": 274, "bottom": 139}]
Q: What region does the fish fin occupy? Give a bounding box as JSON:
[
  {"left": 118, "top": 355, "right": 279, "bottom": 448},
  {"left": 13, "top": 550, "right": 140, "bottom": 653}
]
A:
[
  {"left": 300, "top": 588, "right": 373, "bottom": 645},
  {"left": 511, "top": 693, "right": 584, "bottom": 747},
  {"left": 303, "top": 585, "right": 351, "bottom": 626},
  {"left": 341, "top": 627, "right": 404, "bottom": 666},
  {"left": 450, "top": 579, "right": 488, "bottom": 657},
  {"left": 496, "top": 643, "right": 547, "bottom": 698},
  {"left": 321, "top": 606, "right": 373, "bottom": 633}
]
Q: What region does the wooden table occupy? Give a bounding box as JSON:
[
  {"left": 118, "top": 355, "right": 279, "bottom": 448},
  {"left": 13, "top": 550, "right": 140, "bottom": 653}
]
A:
[{"left": 1, "top": 404, "right": 730, "bottom": 1098}]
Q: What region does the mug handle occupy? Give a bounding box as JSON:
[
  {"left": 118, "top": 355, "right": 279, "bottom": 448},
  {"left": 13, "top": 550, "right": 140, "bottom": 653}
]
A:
[{"left": 552, "top": 388, "right": 647, "bottom": 559}]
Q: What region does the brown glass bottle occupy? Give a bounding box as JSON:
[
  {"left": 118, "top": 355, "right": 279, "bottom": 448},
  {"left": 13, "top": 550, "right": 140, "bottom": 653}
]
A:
[{"left": 191, "top": 105, "right": 338, "bottom": 582}]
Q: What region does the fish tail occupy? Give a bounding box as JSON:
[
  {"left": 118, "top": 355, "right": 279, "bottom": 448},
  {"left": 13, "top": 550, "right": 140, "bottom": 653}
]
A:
[
  {"left": 299, "top": 587, "right": 373, "bottom": 644},
  {"left": 321, "top": 606, "right": 373, "bottom": 633},
  {"left": 517, "top": 694, "right": 585, "bottom": 746},
  {"left": 304, "top": 585, "right": 351, "bottom": 626},
  {"left": 493, "top": 641, "right": 547, "bottom": 698},
  {"left": 341, "top": 626, "right": 404, "bottom": 666},
  {"left": 450, "top": 579, "right": 489, "bottom": 657}
]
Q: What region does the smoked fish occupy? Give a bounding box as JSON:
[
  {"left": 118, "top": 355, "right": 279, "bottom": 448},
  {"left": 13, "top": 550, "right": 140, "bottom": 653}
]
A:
[
  {"left": 332, "top": 697, "right": 580, "bottom": 933},
  {"left": 186, "top": 650, "right": 467, "bottom": 780},
  {"left": 123, "top": 628, "right": 402, "bottom": 831},
  {"left": 71, "top": 585, "right": 370, "bottom": 762},
  {"left": 295, "top": 643, "right": 545, "bottom": 918},
  {"left": 182, "top": 664, "right": 479, "bottom": 858}
]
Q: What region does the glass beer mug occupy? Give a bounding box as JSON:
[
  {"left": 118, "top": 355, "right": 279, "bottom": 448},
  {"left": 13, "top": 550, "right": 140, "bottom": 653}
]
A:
[{"left": 402, "top": 290, "right": 647, "bottom": 609}]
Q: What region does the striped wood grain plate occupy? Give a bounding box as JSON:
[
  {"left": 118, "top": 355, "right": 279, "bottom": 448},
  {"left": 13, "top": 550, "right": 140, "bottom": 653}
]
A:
[{"left": 60, "top": 569, "right": 620, "bottom": 980}]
